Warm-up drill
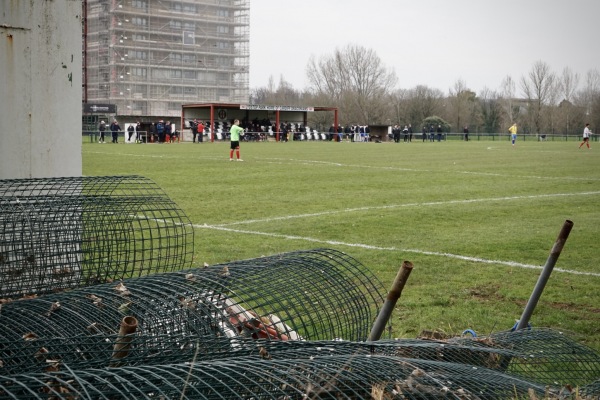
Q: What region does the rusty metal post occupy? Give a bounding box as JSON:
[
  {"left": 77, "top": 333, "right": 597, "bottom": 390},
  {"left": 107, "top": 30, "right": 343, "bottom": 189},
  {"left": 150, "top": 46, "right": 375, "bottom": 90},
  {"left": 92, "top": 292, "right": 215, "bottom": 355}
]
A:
[
  {"left": 516, "top": 220, "right": 574, "bottom": 330},
  {"left": 368, "top": 261, "right": 413, "bottom": 341},
  {"left": 110, "top": 316, "right": 138, "bottom": 367}
]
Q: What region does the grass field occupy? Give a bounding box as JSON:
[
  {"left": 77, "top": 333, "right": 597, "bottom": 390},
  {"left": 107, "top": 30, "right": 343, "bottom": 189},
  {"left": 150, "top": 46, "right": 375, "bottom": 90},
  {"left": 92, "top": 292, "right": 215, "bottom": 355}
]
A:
[{"left": 83, "top": 138, "right": 600, "bottom": 350}]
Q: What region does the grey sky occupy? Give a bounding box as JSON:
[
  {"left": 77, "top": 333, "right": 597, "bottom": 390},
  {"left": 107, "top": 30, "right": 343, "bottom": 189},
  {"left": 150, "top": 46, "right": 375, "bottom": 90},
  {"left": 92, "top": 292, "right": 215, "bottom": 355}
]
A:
[{"left": 249, "top": 0, "right": 600, "bottom": 95}]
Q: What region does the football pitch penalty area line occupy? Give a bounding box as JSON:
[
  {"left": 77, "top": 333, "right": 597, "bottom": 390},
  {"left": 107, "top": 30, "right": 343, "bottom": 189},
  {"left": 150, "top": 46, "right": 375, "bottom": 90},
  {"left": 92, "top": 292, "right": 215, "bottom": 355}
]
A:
[{"left": 193, "top": 223, "right": 600, "bottom": 278}]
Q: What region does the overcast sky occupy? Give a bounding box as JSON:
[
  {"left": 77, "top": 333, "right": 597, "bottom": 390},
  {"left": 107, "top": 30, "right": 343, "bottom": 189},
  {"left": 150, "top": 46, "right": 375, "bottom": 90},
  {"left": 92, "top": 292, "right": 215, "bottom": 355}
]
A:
[{"left": 249, "top": 0, "right": 600, "bottom": 95}]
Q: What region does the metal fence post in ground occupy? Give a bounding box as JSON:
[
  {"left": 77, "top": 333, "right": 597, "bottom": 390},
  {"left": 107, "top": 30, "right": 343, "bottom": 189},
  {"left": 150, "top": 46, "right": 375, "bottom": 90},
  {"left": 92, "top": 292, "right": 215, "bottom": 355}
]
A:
[
  {"left": 516, "top": 220, "right": 574, "bottom": 330},
  {"left": 368, "top": 261, "right": 413, "bottom": 341}
]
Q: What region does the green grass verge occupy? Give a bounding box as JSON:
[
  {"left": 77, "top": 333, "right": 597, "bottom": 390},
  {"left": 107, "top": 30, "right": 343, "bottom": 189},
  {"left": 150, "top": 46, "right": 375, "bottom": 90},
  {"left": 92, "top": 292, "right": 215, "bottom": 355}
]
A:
[{"left": 83, "top": 138, "right": 600, "bottom": 349}]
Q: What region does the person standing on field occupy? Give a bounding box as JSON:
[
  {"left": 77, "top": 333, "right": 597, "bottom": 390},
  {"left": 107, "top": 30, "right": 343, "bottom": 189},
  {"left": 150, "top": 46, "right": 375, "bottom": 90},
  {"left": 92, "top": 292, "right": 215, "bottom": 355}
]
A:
[
  {"left": 136, "top": 121, "right": 141, "bottom": 143},
  {"left": 190, "top": 119, "right": 198, "bottom": 143},
  {"left": 110, "top": 119, "right": 121, "bottom": 143},
  {"left": 392, "top": 125, "right": 400, "bottom": 143},
  {"left": 98, "top": 120, "right": 106, "bottom": 143},
  {"left": 509, "top": 123, "right": 518, "bottom": 146},
  {"left": 229, "top": 119, "right": 244, "bottom": 161},
  {"left": 127, "top": 124, "right": 135, "bottom": 142},
  {"left": 156, "top": 120, "right": 165, "bottom": 143},
  {"left": 197, "top": 120, "right": 205, "bottom": 143},
  {"left": 579, "top": 123, "right": 592, "bottom": 149},
  {"left": 165, "top": 121, "right": 172, "bottom": 142}
]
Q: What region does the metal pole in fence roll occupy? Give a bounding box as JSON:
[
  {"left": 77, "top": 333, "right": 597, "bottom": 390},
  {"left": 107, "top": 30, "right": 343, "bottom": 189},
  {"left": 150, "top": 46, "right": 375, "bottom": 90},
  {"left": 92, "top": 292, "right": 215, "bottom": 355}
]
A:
[
  {"left": 368, "top": 261, "right": 413, "bottom": 341},
  {"left": 516, "top": 220, "right": 574, "bottom": 330},
  {"left": 110, "top": 316, "right": 139, "bottom": 367}
]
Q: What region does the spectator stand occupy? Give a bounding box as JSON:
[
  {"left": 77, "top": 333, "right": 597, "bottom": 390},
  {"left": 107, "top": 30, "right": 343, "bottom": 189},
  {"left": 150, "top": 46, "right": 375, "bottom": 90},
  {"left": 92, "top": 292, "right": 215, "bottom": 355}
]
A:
[{"left": 181, "top": 103, "right": 338, "bottom": 143}]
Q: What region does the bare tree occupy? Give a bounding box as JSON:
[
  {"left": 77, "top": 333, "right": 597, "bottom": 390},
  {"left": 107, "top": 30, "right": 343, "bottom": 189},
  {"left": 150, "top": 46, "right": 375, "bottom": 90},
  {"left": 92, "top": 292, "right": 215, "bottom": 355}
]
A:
[
  {"left": 306, "top": 44, "right": 396, "bottom": 125},
  {"left": 389, "top": 89, "right": 409, "bottom": 126},
  {"left": 250, "top": 75, "right": 305, "bottom": 106},
  {"left": 520, "top": 61, "right": 557, "bottom": 135},
  {"left": 448, "top": 79, "right": 478, "bottom": 132},
  {"left": 582, "top": 69, "right": 600, "bottom": 130},
  {"left": 500, "top": 75, "right": 518, "bottom": 129},
  {"left": 267, "top": 75, "right": 276, "bottom": 93},
  {"left": 559, "top": 67, "right": 580, "bottom": 102},
  {"left": 578, "top": 68, "right": 600, "bottom": 119},
  {"left": 584, "top": 68, "right": 600, "bottom": 92},
  {"left": 306, "top": 55, "right": 344, "bottom": 101},
  {"left": 554, "top": 67, "right": 581, "bottom": 134},
  {"left": 553, "top": 67, "right": 579, "bottom": 134},
  {"left": 478, "top": 87, "right": 502, "bottom": 133},
  {"left": 402, "top": 85, "right": 444, "bottom": 129},
  {"left": 544, "top": 76, "right": 561, "bottom": 135}
]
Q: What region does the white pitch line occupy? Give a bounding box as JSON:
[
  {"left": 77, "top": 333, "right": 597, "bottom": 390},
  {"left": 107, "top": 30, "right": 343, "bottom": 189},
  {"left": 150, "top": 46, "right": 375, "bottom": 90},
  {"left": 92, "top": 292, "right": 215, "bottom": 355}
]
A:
[
  {"left": 194, "top": 223, "right": 600, "bottom": 278},
  {"left": 217, "top": 191, "right": 600, "bottom": 227}
]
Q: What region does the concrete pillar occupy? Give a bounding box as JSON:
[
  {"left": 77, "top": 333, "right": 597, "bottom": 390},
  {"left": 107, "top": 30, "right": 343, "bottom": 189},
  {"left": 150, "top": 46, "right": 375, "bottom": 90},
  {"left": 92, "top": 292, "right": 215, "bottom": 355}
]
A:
[{"left": 0, "top": 0, "right": 82, "bottom": 179}]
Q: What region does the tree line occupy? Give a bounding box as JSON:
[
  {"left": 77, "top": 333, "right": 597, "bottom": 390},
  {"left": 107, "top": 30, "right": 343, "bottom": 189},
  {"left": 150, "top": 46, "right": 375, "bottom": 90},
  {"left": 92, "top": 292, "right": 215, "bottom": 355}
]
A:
[{"left": 251, "top": 44, "right": 600, "bottom": 136}]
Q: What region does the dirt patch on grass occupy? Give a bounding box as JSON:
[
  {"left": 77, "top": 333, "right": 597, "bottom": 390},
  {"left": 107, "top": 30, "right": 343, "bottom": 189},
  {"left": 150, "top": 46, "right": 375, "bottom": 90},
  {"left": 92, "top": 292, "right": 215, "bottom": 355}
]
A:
[
  {"left": 467, "top": 285, "right": 600, "bottom": 314},
  {"left": 467, "top": 284, "right": 503, "bottom": 301},
  {"left": 545, "top": 301, "right": 600, "bottom": 314}
]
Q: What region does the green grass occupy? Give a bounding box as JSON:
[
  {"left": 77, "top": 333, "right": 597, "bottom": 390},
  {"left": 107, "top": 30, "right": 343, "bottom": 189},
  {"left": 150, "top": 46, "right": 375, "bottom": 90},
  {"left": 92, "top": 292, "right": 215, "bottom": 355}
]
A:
[{"left": 83, "top": 139, "right": 600, "bottom": 349}]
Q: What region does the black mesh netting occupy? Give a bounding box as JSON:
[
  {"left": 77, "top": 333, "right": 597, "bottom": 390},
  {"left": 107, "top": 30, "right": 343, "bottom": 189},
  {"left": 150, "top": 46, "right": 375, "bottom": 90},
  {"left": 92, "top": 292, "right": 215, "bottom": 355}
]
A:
[{"left": 0, "top": 176, "right": 194, "bottom": 297}]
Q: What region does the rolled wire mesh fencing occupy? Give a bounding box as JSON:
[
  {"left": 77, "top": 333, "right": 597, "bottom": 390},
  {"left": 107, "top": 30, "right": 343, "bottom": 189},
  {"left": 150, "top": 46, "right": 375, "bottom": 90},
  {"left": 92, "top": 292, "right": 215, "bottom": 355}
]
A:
[
  {"left": 0, "top": 176, "right": 194, "bottom": 297},
  {"left": 0, "top": 330, "right": 598, "bottom": 399},
  {"left": 1, "top": 249, "right": 598, "bottom": 398},
  {"left": 0, "top": 249, "right": 387, "bottom": 373}
]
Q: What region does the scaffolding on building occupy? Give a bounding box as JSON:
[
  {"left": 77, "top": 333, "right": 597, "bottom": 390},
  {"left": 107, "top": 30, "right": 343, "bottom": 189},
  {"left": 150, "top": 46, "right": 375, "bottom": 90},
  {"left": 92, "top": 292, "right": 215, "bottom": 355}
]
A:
[{"left": 83, "top": 0, "right": 250, "bottom": 123}]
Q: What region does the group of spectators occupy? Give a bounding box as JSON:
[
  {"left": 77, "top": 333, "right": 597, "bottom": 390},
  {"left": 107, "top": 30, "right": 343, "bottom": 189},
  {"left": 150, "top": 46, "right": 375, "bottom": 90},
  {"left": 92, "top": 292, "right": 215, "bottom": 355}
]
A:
[
  {"left": 329, "top": 124, "right": 372, "bottom": 142},
  {"left": 98, "top": 119, "right": 179, "bottom": 143},
  {"left": 241, "top": 117, "right": 272, "bottom": 133},
  {"left": 390, "top": 124, "right": 449, "bottom": 142},
  {"left": 391, "top": 125, "right": 414, "bottom": 143},
  {"left": 279, "top": 123, "right": 372, "bottom": 142},
  {"left": 184, "top": 119, "right": 376, "bottom": 142},
  {"left": 98, "top": 119, "right": 129, "bottom": 143},
  {"left": 189, "top": 119, "right": 206, "bottom": 143},
  {"left": 189, "top": 119, "right": 374, "bottom": 142},
  {"left": 189, "top": 118, "right": 268, "bottom": 142},
  {"left": 149, "top": 120, "right": 177, "bottom": 143},
  {"left": 421, "top": 125, "right": 445, "bottom": 142},
  {"left": 98, "top": 118, "right": 452, "bottom": 144}
]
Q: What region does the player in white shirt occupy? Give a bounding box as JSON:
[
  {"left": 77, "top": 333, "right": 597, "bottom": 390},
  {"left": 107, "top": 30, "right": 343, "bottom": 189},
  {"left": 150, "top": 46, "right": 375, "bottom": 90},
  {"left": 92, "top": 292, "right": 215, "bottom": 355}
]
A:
[{"left": 579, "top": 123, "right": 593, "bottom": 149}]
